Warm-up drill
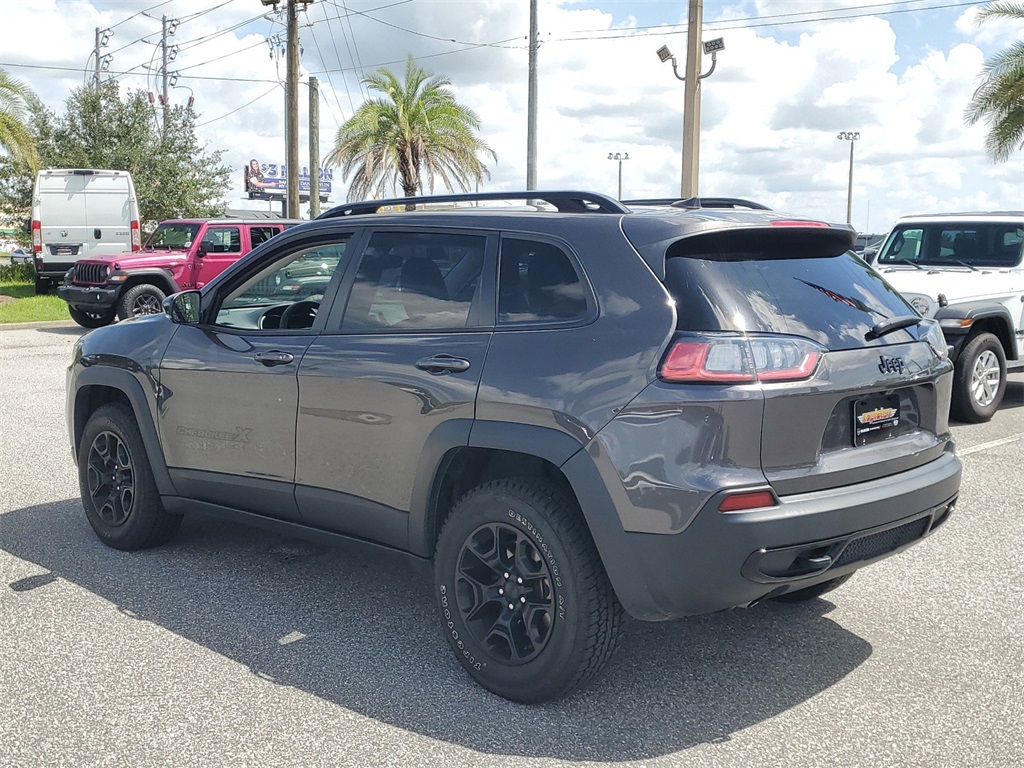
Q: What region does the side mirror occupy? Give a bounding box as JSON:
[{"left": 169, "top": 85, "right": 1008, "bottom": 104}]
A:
[
  {"left": 197, "top": 240, "right": 214, "bottom": 257},
  {"left": 164, "top": 290, "right": 201, "bottom": 324}
]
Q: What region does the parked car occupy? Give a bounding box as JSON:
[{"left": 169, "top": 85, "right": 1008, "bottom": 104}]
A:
[
  {"left": 870, "top": 212, "right": 1024, "bottom": 422},
  {"left": 66, "top": 190, "right": 961, "bottom": 703},
  {"left": 10, "top": 248, "right": 33, "bottom": 265},
  {"left": 56, "top": 217, "right": 302, "bottom": 327}
]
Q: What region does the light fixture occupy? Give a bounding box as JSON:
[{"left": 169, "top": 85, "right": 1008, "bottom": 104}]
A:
[{"left": 703, "top": 38, "right": 725, "bottom": 54}]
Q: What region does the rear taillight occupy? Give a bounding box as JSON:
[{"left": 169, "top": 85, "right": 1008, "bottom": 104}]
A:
[
  {"left": 130, "top": 220, "right": 141, "bottom": 251},
  {"left": 659, "top": 334, "right": 823, "bottom": 384},
  {"left": 32, "top": 220, "right": 41, "bottom": 252}
]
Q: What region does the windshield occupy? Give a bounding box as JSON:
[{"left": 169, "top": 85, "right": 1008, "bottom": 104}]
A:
[
  {"left": 877, "top": 223, "right": 1024, "bottom": 268},
  {"left": 145, "top": 223, "right": 201, "bottom": 250}
]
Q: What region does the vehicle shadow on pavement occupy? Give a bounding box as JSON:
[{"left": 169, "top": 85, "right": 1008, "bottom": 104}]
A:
[
  {"left": 34, "top": 325, "right": 87, "bottom": 337},
  {"left": 2, "top": 500, "right": 872, "bottom": 761}
]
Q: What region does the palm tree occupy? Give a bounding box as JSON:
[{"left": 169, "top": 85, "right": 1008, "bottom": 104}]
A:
[
  {"left": 964, "top": 2, "right": 1024, "bottom": 160},
  {"left": 0, "top": 68, "right": 37, "bottom": 170},
  {"left": 326, "top": 56, "right": 495, "bottom": 200}
]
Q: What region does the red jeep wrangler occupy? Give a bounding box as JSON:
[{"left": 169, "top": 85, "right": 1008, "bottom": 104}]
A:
[{"left": 57, "top": 218, "right": 301, "bottom": 327}]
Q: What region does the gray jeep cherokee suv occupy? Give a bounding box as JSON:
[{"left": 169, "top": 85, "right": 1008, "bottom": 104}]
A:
[{"left": 66, "top": 191, "right": 961, "bottom": 703}]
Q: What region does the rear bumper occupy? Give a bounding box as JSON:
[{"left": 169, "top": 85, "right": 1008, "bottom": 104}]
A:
[
  {"left": 57, "top": 283, "right": 120, "bottom": 310},
  {"left": 600, "top": 448, "right": 961, "bottom": 620}
]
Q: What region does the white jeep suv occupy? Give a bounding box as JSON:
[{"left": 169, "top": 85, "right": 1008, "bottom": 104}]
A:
[{"left": 871, "top": 212, "right": 1024, "bottom": 422}]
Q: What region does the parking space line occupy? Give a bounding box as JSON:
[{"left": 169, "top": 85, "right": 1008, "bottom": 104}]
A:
[{"left": 959, "top": 433, "right": 1024, "bottom": 456}]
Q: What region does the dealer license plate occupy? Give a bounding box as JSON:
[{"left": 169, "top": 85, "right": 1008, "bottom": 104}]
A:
[{"left": 853, "top": 393, "right": 901, "bottom": 446}]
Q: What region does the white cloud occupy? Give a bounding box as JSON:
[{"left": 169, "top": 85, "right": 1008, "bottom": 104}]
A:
[{"left": 4, "top": 0, "right": 1021, "bottom": 229}]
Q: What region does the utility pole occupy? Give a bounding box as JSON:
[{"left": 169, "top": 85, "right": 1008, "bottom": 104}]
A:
[
  {"left": 681, "top": 0, "right": 703, "bottom": 198},
  {"left": 285, "top": 0, "right": 303, "bottom": 219},
  {"left": 93, "top": 27, "right": 111, "bottom": 87},
  {"left": 161, "top": 15, "right": 170, "bottom": 137},
  {"left": 527, "top": 0, "right": 538, "bottom": 190},
  {"left": 309, "top": 76, "right": 320, "bottom": 218}
]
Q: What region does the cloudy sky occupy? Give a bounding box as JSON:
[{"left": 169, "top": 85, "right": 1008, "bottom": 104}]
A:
[{"left": 4, "top": 0, "right": 1023, "bottom": 233}]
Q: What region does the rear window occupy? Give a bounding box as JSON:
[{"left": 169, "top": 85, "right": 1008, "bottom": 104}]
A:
[
  {"left": 877, "top": 223, "right": 1024, "bottom": 268},
  {"left": 664, "top": 232, "right": 915, "bottom": 350}
]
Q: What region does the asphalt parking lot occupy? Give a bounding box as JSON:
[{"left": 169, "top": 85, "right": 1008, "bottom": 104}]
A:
[{"left": 1, "top": 322, "right": 1022, "bottom": 768}]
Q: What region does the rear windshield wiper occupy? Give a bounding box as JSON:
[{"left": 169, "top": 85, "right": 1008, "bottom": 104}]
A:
[{"left": 866, "top": 314, "right": 922, "bottom": 340}]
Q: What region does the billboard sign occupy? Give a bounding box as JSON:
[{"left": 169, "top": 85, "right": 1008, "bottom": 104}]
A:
[{"left": 244, "top": 160, "right": 332, "bottom": 201}]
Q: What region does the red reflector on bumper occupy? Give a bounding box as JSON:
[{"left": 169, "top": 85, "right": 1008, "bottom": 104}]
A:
[{"left": 719, "top": 490, "right": 776, "bottom": 512}]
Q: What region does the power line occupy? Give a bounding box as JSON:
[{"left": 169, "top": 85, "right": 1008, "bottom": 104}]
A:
[
  {"left": 554, "top": 0, "right": 989, "bottom": 42},
  {"left": 195, "top": 83, "right": 281, "bottom": 127},
  {"left": 108, "top": 0, "right": 174, "bottom": 30},
  {"left": 307, "top": 3, "right": 350, "bottom": 120},
  {"left": 0, "top": 61, "right": 280, "bottom": 85},
  {"left": 178, "top": 0, "right": 239, "bottom": 25}
]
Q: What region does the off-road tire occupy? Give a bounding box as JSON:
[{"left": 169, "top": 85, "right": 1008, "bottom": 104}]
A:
[
  {"left": 117, "top": 283, "right": 167, "bottom": 320},
  {"left": 771, "top": 572, "right": 854, "bottom": 603},
  {"left": 434, "top": 478, "right": 624, "bottom": 703},
  {"left": 78, "top": 403, "right": 182, "bottom": 551},
  {"left": 951, "top": 332, "right": 1006, "bottom": 423},
  {"left": 34, "top": 277, "right": 51, "bottom": 294},
  {"left": 68, "top": 304, "right": 116, "bottom": 328}
]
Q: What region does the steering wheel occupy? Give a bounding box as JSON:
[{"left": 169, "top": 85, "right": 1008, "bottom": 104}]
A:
[{"left": 279, "top": 300, "right": 319, "bottom": 329}]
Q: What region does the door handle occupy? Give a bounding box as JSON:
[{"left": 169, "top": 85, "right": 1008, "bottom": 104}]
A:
[
  {"left": 415, "top": 354, "right": 471, "bottom": 374},
  {"left": 254, "top": 350, "right": 295, "bottom": 367}
]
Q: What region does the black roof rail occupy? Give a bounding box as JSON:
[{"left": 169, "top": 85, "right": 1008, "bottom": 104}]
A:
[
  {"left": 318, "top": 190, "right": 630, "bottom": 218},
  {"left": 624, "top": 197, "right": 771, "bottom": 211}
]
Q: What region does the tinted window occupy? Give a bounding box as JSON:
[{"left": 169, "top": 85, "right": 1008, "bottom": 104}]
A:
[
  {"left": 341, "top": 231, "right": 485, "bottom": 331},
  {"left": 202, "top": 227, "right": 241, "bottom": 253},
  {"left": 250, "top": 226, "right": 282, "bottom": 247},
  {"left": 214, "top": 240, "right": 349, "bottom": 330},
  {"left": 664, "top": 236, "right": 916, "bottom": 350},
  {"left": 878, "top": 223, "right": 1024, "bottom": 267},
  {"left": 498, "top": 238, "right": 587, "bottom": 323}
]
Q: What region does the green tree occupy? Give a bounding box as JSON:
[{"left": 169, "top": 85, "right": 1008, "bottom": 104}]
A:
[
  {"left": 0, "top": 81, "right": 230, "bottom": 229},
  {"left": 326, "top": 56, "right": 495, "bottom": 200},
  {"left": 0, "top": 68, "right": 37, "bottom": 171},
  {"left": 964, "top": 2, "right": 1024, "bottom": 160}
]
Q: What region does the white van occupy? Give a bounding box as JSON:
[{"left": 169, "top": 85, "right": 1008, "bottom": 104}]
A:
[{"left": 31, "top": 169, "right": 141, "bottom": 293}]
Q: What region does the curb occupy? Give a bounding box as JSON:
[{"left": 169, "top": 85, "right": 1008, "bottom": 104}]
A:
[{"left": 0, "top": 319, "right": 78, "bottom": 331}]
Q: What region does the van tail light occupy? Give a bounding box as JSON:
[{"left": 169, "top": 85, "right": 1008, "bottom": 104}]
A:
[
  {"left": 130, "top": 220, "right": 141, "bottom": 251},
  {"left": 32, "top": 220, "right": 41, "bottom": 252},
  {"left": 659, "top": 334, "right": 823, "bottom": 384}
]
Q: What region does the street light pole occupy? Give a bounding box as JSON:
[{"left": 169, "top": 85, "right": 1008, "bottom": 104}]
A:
[
  {"left": 656, "top": 15, "right": 724, "bottom": 199},
  {"left": 608, "top": 152, "right": 629, "bottom": 199},
  {"left": 837, "top": 131, "right": 860, "bottom": 225}
]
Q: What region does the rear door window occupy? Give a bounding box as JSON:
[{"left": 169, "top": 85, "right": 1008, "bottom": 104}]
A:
[
  {"left": 497, "top": 237, "right": 591, "bottom": 324},
  {"left": 663, "top": 233, "right": 915, "bottom": 350}
]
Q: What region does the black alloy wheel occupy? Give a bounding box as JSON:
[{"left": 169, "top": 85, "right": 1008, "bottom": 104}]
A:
[
  {"left": 86, "top": 430, "right": 136, "bottom": 527},
  {"left": 78, "top": 404, "right": 182, "bottom": 550},
  {"left": 454, "top": 522, "right": 556, "bottom": 664},
  {"left": 434, "top": 479, "right": 624, "bottom": 703}
]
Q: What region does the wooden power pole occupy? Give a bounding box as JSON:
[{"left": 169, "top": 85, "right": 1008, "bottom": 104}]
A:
[{"left": 309, "top": 76, "right": 320, "bottom": 218}]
